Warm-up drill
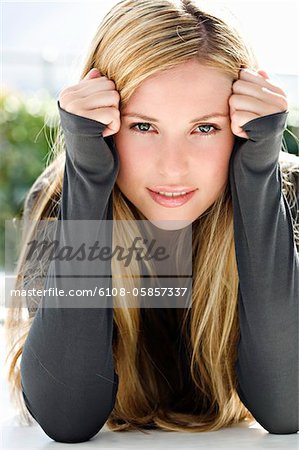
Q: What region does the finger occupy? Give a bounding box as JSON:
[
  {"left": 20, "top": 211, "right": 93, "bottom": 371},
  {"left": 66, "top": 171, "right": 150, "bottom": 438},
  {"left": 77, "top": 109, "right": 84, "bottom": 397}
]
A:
[
  {"left": 231, "top": 110, "right": 259, "bottom": 127},
  {"left": 67, "top": 91, "right": 120, "bottom": 112},
  {"left": 239, "top": 69, "right": 286, "bottom": 96},
  {"left": 59, "top": 77, "right": 115, "bottom": 102},
  {"left": 59, "top": 68, "right": 103, "bottom": 96},
  {"left": 80, "top": 108, "right": 109, "bottom": 125},
  {"left": 83, "top": 67, "right": 101, "bottom": 80},
  {"left": 229, "top": 93, "right": 286, "bottom": 116},
  {"left": 61, "top": 78, "right": 116, "bottom": 101},
  {"left": 232, "top": 79, "right": 287, "bottom": 105},
  {"left": 78, "top": 106, "right": 120, "bottom": 136},
  {"left": 230, "top": 110, "right": 259, "bottom": 138},
  {"left": 233, "top": 129, "right": 248, "bottom": 139},
  {"left": 257, "top": 70, "right": 270, "bottom": 79},
  {"left": 77, "top": 71, "right": 113, "bottom": 89}
]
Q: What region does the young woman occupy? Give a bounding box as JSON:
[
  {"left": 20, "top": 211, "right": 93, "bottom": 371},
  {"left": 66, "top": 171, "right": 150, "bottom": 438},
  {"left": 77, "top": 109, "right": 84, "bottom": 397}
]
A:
[{"left": 5, "top": 0, "right": 299, "bottom": 443}]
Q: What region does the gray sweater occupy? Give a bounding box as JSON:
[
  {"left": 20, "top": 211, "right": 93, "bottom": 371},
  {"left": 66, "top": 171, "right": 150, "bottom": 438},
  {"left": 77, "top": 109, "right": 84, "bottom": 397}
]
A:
[{"left": 20, "top": 100, "right": 299, "bottom": 442}]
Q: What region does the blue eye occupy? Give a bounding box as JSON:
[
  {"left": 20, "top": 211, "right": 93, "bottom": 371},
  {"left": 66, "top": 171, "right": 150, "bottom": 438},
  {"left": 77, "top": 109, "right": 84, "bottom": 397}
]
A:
[
  {"left": 130, "top": 122, "right": 220, "bottom": 136},
  {"left": 195, "top": 124, "right": 218, "bottom": 135},
  {"left": 130, "top": 122, "right": 153, "bottom": 133}
]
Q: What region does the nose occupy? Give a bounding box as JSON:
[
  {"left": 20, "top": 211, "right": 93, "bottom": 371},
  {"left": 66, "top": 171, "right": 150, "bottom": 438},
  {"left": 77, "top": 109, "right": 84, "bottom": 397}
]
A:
[{"left": 157, "top": 140, "right": 189, "bottom": 178}]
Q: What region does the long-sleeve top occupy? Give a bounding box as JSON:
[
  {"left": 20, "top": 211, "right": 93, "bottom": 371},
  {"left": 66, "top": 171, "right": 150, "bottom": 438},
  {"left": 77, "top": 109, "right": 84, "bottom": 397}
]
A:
[{"left": 20, "top": 100, "right": 299, "bottom": 443}]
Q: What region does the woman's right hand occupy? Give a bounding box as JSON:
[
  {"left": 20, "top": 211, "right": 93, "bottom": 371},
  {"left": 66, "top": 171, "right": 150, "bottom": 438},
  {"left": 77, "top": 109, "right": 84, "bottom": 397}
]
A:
[{"left": 58, "top": 68, "right": 121, "bottom": 138}]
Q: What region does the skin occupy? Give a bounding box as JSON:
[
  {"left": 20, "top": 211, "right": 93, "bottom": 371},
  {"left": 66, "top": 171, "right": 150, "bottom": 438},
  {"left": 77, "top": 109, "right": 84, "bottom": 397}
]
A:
[
  {"left": 113, "top": 60, "right": 234, "bottom": 230},
  {"left": 61, "top": 60, "right": 287, "bottom": 231},
  {"left": 112, "top": 60, "right": 288, "bottom": 230}
]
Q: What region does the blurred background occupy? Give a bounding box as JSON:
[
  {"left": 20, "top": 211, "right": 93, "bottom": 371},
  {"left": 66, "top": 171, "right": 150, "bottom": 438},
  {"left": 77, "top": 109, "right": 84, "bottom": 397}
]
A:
[{"left": 0, "top": 0, "right": 298, "bottom": 431}]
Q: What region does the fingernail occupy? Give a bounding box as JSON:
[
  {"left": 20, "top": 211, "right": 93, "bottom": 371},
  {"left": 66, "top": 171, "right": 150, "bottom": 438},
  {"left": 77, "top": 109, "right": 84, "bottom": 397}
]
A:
[{"left": 259, "top": 70, "right": 269, "bottom": 78}]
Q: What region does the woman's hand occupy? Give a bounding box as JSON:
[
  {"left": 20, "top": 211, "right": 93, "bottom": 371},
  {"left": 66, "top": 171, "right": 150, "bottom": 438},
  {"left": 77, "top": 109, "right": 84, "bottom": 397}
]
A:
[
  {"left": 229, "top": 69, "right": 288, "bottom": 139},
  {"left": 58, "top": 67, "right": 121, "bottom": 137}
]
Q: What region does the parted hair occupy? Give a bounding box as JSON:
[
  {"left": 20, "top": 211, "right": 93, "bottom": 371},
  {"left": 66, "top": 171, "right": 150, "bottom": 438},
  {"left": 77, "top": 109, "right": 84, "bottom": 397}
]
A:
[{"left": 4, "top": 0, "right": 299, "bottom": 433}]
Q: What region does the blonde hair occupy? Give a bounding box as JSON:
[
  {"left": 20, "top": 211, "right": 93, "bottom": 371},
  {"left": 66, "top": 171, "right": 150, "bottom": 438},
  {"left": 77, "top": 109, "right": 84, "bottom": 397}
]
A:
[{"left": 6, "top": 0, "right": 291, "bottom": 433}]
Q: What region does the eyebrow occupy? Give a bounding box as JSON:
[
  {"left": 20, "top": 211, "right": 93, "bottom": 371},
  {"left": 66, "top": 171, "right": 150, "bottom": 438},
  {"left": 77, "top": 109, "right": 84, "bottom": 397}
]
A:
[{"left": 121, "top": 112, "right": 229, "bottom": 123}]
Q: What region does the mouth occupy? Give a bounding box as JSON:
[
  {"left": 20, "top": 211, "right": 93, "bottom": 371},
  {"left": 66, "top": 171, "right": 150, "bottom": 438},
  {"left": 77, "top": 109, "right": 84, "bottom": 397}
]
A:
[{"left": 147, "top": 188, "right": 197, "bottom": 208}]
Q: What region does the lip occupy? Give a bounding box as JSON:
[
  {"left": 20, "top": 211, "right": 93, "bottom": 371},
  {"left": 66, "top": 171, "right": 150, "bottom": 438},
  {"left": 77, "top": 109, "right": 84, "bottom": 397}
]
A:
[
  {"left": 148, "top": 186, "right": 196, "bottom": 194},
  {"left": 147, "top": 188, "right": 197, "bottom": 208}
]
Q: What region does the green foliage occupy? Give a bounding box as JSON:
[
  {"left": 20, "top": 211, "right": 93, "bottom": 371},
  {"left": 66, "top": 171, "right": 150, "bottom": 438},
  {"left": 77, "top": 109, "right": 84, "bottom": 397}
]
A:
[
  {"left": 284, "top": 124, "right": 299, "bottom": 155},
  {"left": 0, "top": 90, "right": 59, "bottom": 267}
]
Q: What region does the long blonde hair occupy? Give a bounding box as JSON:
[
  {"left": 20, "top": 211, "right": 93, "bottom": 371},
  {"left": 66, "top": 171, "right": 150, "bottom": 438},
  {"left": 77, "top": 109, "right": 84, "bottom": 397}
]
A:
[{"left": 5, "top": 0, "right": 272, "bottom": 432}]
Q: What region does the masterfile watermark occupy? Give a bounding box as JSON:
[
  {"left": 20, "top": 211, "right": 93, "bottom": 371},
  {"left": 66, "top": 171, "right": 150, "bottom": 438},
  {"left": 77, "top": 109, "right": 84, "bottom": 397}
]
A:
[
  {"left": 5, "top": 219, "right": 192, "bottom": 309},
  {"left": 26, "top": 235, "right": 171, "bottom": 267}
]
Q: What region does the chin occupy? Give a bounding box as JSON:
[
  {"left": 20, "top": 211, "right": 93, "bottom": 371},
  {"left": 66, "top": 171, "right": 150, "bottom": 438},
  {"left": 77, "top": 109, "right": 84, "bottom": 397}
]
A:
[{"left": 147, "top": 219, "right": 193, "bottom": 231}]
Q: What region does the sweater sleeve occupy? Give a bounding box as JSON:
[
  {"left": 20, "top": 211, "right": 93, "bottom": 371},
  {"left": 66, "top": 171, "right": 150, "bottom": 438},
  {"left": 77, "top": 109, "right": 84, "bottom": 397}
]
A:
[
  {"left": 20, "top": 100, "right": 120, "bottom": 443},
  {"left": 229, "top": 110, "right": 299, "bottom": 434}
]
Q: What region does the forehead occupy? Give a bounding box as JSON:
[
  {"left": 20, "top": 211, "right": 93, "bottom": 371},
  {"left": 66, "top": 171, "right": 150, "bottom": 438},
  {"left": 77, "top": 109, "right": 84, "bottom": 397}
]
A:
[{"left": 124, "top": 60, "right": 233, "bottom": 111}]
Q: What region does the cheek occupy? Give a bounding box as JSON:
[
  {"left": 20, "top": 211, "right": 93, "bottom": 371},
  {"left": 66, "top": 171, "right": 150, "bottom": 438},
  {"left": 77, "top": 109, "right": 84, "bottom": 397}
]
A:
[
  {"left": 214, "top": 160, "right": 230, "bottom": 182},
  {"left": 114, "top": 138, "right": 146, "bottom": 187},
  {"left": 196, "top": 137, "right": 234, "bottom": 183},
  {"left": 199, "top": 133, "right": 234, "bottom": 164},
  {"left": 216, "top": 142, "right": 235, "bottom": 183},
  {"left": 213, "top": 150, "right": 233, "bottom": 180}
]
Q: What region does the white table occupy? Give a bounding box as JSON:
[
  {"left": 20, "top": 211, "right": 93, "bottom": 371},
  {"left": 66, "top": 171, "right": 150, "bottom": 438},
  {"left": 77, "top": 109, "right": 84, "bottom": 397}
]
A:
[
  {"left": 1, "top": 317, "right": 298, "bottom": 449},
  {"left": 2, "top": 414, "right": 299, "bottom": 449}
]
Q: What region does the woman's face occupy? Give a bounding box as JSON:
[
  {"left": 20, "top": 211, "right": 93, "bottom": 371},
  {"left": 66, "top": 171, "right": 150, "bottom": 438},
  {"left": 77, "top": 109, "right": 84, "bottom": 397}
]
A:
[{"left": 113, "top": 59, "right": 235, "bottom": 229}]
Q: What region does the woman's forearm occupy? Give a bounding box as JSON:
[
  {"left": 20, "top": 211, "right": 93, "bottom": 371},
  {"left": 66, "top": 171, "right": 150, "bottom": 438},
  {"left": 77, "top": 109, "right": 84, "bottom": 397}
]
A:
[
  {"left": 229, "top": 111, "right": 299, "bottom": 434},
  {"left": 20, "top": 102, "right": 120, "bottom": 443}
]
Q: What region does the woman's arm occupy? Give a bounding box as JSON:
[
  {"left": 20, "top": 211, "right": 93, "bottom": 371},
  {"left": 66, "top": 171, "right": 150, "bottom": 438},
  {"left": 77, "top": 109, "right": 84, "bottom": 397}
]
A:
[
  {"left": 229, "top": 109, "right": 299, "bottom": 434},
  {"left": 20, "top": 100, "right": 120, "bottom": 443}
]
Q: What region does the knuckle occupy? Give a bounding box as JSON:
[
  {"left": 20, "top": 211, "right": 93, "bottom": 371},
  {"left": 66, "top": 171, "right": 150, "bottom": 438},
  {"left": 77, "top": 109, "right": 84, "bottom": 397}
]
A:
[
  {"left": 280, "top": 99, "right": 288, "bottom": 111},
  {"left": 231, "top": 123, "right": 238, "bottom": 135},
  {"left": 233, "top": 79, "right": 242, "bottom": 90},
  {"left": 267, "top": 81, "right": 287, "bottom": 96},
  {"left": 60, "top": 86, "right": 70, "bottom": 95},
  {"left": 60, "top": 86, "right": 75, "bottom": 96},
  {"left": 113, "top": 90, "right": 120, "bottom": 102},
  {"left": 280, "top": 94, "right": 288, "bottom": 105},
  {"left": 228, "top": 95, "right": 236, "bottom": 107},
  {"left": 273, "top": 95, "right": 288, "bottom": 111},
  {"left": 115, "top": 121, "right": 121, "bottom": 133},
  {"left": 58, "top": 90, "right": 68, "bottom": 102},
  {"left": 107, "top": 79, "right": 116, "bottom": 89},
  {"left": 112, "top": 107, "right": 121, "bottom": 121},
  {"left": 65, "top": 98, "right": 79, "bottom": 114},
  {"left": 58, "top": 93, "right": 68, "bottom": 109},
  {"left": 58, "top": 88, "right": 76, "bottom": 106}
]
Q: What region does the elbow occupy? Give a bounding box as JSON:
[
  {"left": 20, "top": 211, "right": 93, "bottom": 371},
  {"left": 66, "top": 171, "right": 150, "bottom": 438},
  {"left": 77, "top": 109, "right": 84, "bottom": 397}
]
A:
[
  {"left": 22, "top": 387, "right": 116, "bottom": 443},
  {"left": 37, "top": 421, "right": 107, "bottom": 444},
  {"left": 260, "top": 421, "right": 298, "bottom": 435},
  {"left": 257, "top": 415, "right": 298, "bottom": 435},
  {"left": 21, "top": 361, "right": 118, "bottom": 443},
  {"left": 20, "top": 343, "right": 118, "bottom": 443},
  {"left": 236, "top": 383, "right": 298, "bottom": 435},
  {"left": 37, "top": 420, "right": 108, "bottom": 444}
]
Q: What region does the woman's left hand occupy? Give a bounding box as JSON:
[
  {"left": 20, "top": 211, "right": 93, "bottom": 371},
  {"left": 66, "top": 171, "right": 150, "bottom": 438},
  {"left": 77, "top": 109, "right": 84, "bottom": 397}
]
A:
[{"left": 229, "top": 69, "right": 288, "bottom": 139}]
